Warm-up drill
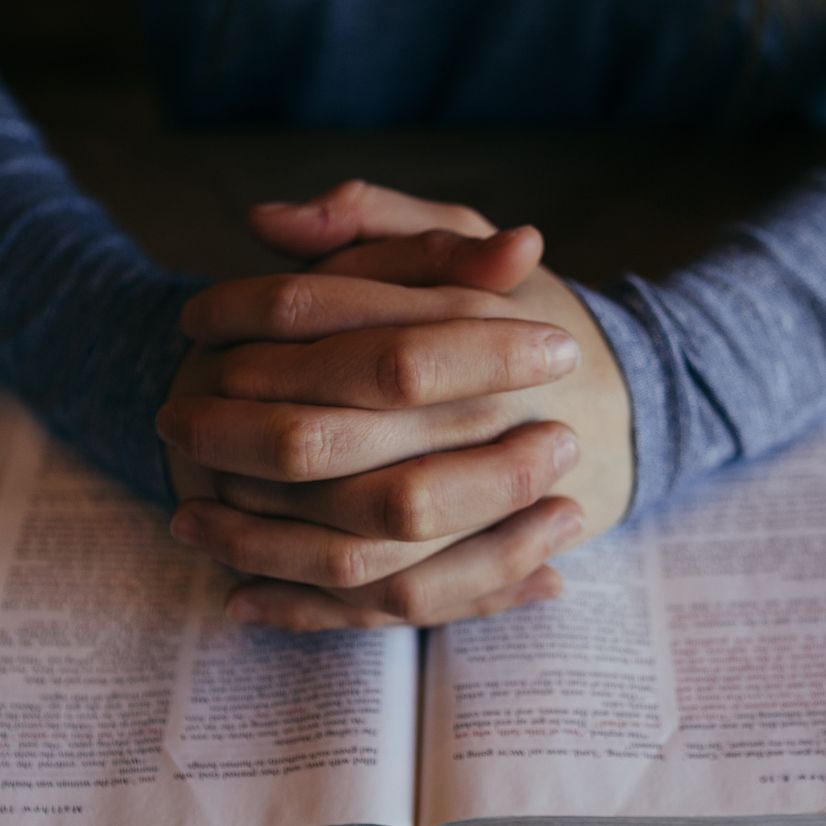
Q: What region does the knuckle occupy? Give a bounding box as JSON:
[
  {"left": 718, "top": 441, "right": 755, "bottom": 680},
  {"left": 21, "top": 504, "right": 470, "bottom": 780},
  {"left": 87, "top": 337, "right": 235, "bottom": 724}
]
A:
[
  {"left": 331, "top": 178, "right": 368, "bottom": 207},
  {"left": 317, "top": 179, "right": 370, "bottom": 233},
  {"left": 502, "top": 459, "right": 542, "bottom": 511},
  {"left": 498, "top": 337, "right": 523, "bottom": 386},
  {"left": 274, "top": 415, "right": 335, "bottom": 481},
  {"left": 382, "top": 472, "right": 434, "bottom": 541},
  {"left": 498, "top": 537, "right": 535, "bottom": 584},
  {"left": 380, "top": 575, "right": 429, "bottom": 624},
  {"left": 375, "top": 335, "right": 434, "bottom": 407},
  {"left": 266, "top": 277, "right": 314, "bottom": 335},
  {"left": 321, "top": 541, "right": 371, "bottom": 588}
]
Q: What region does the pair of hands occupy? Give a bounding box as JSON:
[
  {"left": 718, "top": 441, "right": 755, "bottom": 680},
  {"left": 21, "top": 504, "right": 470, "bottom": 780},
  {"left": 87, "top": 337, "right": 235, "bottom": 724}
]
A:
[{"left": 156, "top": 181, "right": 633, "bottom": 630}]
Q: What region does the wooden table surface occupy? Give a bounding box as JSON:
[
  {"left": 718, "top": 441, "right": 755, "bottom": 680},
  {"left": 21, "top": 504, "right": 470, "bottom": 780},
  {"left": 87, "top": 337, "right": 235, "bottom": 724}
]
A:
[{"left": 13, "top": 78, "right": 826, "bottom": 290}]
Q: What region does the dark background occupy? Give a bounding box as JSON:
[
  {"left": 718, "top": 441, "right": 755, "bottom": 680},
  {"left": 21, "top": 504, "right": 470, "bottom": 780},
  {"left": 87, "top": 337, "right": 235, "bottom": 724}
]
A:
[{"left": 4, "top": 3, "right": 826, "bottom": 287}]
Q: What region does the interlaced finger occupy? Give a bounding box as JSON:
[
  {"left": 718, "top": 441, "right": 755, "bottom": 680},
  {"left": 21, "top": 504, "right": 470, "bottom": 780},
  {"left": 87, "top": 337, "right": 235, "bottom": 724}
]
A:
[
  {"left": 215, "top": 422, "right": 579, "bottom": 540},
  {"left": 209, "top": 319, "right": 578, "bottom": 408}
]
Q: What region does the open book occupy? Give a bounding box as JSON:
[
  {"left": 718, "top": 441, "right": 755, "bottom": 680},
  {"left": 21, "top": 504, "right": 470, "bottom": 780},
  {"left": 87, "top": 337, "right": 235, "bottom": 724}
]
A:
[{"left": 0, "top": 393, "right": 824, "bottom": 826}]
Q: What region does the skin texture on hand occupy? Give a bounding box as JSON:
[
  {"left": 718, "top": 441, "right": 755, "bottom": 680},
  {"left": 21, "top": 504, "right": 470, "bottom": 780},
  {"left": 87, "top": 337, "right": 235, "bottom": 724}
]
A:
[
  {"left": 159, "top": 182, "right": 633, "bottom": 629},
  {"left": 243, "top": 181, "right": 634, "bottom": 538}
]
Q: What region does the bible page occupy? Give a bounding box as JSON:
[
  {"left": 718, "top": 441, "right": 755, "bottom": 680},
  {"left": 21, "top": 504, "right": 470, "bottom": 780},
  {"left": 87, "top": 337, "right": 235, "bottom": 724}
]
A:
[
  {"left": 417, "top": 427, "right": 826, "bottom": 825},
  {"left": 0, "top": 397, "right": 418, "bottom": 826}
]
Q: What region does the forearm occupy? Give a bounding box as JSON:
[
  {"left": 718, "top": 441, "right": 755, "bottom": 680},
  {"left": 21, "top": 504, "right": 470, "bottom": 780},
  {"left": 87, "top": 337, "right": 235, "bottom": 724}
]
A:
[
  {"left": 0, "top": 81, "right": 204, "bottom": 503},
  {"left": 574, "top": 169, "right": 826, "bottom": 516}
]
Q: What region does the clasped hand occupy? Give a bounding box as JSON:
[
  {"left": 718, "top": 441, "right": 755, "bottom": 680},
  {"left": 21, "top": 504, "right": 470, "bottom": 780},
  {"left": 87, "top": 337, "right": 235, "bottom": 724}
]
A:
[{"left": 156, "top": 182, "right": 633, "bottom": 629}]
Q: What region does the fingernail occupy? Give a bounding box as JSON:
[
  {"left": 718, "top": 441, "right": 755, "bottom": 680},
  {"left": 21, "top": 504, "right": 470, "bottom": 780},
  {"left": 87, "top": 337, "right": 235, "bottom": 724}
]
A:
[
  {"left": 543, "top": 332, "right": 580, "bottom": 376},
  {"left": 225, "top": 597, "right": 263, "bottom": 625},
  {"left": 170, "top": 511, "right": 202, "bottom": 546},
  {"left": 553, "top": 432, "right": 580, "bottom": 476},
  {"left": 551, "top": 509, "right": 583, "bottom": 546}
]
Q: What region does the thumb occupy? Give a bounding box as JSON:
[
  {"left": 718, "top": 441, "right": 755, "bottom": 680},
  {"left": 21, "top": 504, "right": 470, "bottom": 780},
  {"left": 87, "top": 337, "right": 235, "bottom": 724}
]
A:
[
  {"left": 308, "top": 226, "right": 545, "bottom": 293},
  {"left": 249, "top": 179, "right": 495, "bottom": 259}
]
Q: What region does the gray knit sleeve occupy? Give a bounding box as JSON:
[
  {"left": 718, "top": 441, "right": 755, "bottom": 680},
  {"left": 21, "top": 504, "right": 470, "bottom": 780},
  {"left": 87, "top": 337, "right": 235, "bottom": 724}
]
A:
[
  {"left": 573, "top": 170, "right": 826, "bottom": 516},
  {"left": 0, "top": 81, "right": 206, "bottom": 505}
]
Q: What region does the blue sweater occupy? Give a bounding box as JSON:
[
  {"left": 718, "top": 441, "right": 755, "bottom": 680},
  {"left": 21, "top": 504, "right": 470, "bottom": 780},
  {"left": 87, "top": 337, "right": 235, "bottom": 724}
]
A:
[{"left": 3, "top": 0, "right": 826, "bottom": 514}]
